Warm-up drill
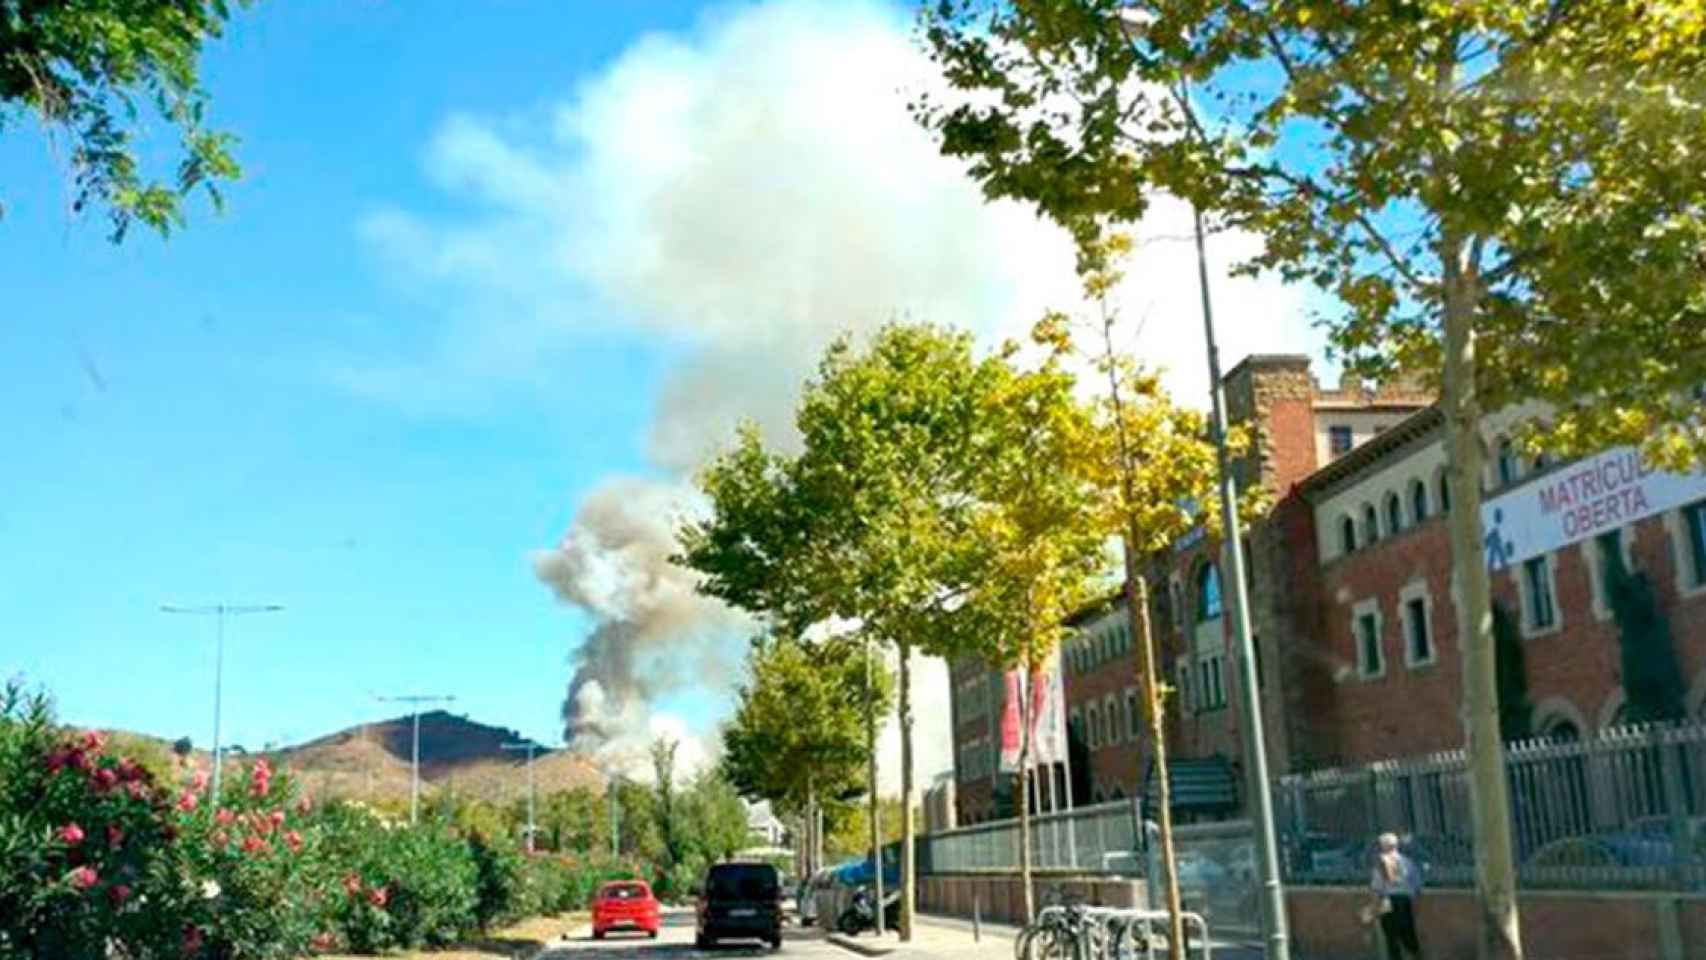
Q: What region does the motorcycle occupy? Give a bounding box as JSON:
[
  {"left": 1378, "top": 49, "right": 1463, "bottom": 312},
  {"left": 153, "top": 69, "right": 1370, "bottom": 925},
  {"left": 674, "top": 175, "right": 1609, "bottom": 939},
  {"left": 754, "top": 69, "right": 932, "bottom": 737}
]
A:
[{"left": 836, "top": 885, "right": 899, "bottom": 936}]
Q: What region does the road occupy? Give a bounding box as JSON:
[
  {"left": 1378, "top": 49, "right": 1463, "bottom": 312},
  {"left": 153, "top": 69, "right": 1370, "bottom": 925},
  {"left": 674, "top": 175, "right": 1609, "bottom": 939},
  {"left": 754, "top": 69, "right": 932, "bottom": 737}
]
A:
[{"left": 538, "top": 908, "right": 844, "bottom": 960}]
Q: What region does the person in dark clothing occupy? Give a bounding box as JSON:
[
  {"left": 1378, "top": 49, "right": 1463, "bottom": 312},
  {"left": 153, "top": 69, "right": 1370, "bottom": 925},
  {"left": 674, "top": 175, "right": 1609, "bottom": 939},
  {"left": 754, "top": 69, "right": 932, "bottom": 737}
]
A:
[{"left": 1370, "top": 832, "right": 1423, "bottom": 960}]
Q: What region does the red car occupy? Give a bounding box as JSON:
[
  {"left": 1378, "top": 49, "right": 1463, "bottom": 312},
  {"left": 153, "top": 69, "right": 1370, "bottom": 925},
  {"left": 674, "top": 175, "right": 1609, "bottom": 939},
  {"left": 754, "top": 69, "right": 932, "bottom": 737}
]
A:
[{"left": 592, "top": 880, "right": 660, "bottom": 940}]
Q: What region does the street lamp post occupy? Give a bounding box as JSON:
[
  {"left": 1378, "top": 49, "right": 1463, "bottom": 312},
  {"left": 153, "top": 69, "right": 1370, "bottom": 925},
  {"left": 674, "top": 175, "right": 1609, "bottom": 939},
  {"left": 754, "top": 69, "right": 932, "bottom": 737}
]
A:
[
  {"left": 160, "top": 603, "right": 283, "bottom": 805},
  {"left": 375, "top": 694, "right": 456, "bottom": 825},
  {"left": 501, "top": 740, "right": 548, "bottom": 852},
  {"left": 1112, "top": 11, "right": 1291, "bottom": 959}
]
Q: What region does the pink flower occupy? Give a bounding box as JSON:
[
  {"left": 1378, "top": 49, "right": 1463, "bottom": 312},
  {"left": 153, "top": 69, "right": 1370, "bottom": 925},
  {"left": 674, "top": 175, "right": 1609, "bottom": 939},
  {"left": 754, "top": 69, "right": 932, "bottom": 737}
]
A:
[
  {"left": 367, "top": 886, "right": 389, "bottom": 908},
  {"left": 45, "top": 749, "right": 70, "bottom": 773},
  {"left": 116, "top": 758, "right": 143, "bottom": 782},
  {"left": 310, "top": 931, "right": 336, "bottom": 952},
  {"left": 92, "top": 767, "right": 119, "bottom": 792},
  {"left": 106, "top": 824, "right": 125, "bottom": 850},
  {"left": 210, "top": 830, "right": 230, "bottom": 849},
  {"left": 81, "top": 730, "right": 107, "bottom": 753},
  {"left": 182, "top": 923, "right": 204, "bottom": 956},
  {"left": 215, "top": 808, "right": 235, "bottom": 826},
  {"left": 108, "top": 884, "right": 131, "bottom": 907},
  {"left": 125, "top": 781, "right": 149, "bottom": 801},
  {"left": 284, "top": 830, "right": 304, "bottom": 854},
  {"left": 269, "top": 809, "right": 286, "bottom": 828},
  {"left": 249, "top": 759, "right": 272, "bottom": 797},
  {"left": 68, "top": 749, "right": 91, "bottom": 773},
  {"left": 294, "top": 794, "right": 312, "bottom": 815},
  {"left": 241, "top": 835, "right": 270, "bottom": 856},
  {"left": 176, "top": 790, "right": 199, "bottom": 813},
  {"left": 58, "top": 823, "right": 85, "bottom": 846},
  {"left": 190, "top": 768, "right": 209, "bottom": 792},
  {"left": 68, "top": 866, "right": 98, "bottom": 890}
]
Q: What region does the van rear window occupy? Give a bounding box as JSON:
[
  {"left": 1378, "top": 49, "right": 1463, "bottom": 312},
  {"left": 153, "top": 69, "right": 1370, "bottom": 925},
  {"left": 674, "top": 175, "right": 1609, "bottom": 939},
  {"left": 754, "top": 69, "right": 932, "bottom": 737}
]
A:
[{"left": 707, "top": 864, "right": 778, "bottom": 899}]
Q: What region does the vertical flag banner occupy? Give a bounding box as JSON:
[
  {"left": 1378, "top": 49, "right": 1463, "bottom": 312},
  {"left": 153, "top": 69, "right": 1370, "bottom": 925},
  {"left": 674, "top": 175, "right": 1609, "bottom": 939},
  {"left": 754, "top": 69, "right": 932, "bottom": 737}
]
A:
[{"left": 998, "top": 670, "right": 1025, "bottom": 772}]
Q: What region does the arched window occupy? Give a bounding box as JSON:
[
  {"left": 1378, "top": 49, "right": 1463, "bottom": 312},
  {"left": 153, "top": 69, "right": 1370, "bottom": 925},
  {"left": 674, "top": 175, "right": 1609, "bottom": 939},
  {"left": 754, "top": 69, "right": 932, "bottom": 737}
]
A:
[
  {"left": 1386, "top": 492, "right": 1405, "bottom": 534},
  {"left": 1362, "top": 503, "right": 1381, "bottom": 544},
  {"left": 1411, "top": 479, "right": 1429, "bottom": 523},
  {"left": 1340, "top": 516, "right": 1358, "bottom": 555},
  {"left": 1195, "top": 562, "right": 1223, "bottom": 622}
]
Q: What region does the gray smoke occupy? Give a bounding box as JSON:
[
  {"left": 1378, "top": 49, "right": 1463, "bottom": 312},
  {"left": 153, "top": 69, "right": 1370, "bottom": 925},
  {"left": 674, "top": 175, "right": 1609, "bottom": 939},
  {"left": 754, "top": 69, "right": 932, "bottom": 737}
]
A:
[{"left": 531, "top": 479, "right": 747, "bottom": 752}]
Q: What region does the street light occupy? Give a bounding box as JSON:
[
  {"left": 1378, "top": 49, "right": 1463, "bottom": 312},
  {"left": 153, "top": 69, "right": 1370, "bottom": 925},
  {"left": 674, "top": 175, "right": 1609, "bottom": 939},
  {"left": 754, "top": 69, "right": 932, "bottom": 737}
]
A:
[
  {"left": 1113, "top": 11, "right": 1291, "bottom": 960},
  {"left": 374, "top": 693, "right": 456, "bottom": 825},
  {"left": 501, "top": 740, "right": 552, "bottom": 852},
  {"left": 159, "top": 603, "right": 283, "bottom": 806}
]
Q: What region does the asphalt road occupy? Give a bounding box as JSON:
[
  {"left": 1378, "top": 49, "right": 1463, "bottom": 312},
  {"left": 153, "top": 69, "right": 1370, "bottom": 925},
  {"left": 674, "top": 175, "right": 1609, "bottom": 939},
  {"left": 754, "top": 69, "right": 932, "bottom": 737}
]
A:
[{"left": 538, "top": 908, "right": 841, "bottom": 960}]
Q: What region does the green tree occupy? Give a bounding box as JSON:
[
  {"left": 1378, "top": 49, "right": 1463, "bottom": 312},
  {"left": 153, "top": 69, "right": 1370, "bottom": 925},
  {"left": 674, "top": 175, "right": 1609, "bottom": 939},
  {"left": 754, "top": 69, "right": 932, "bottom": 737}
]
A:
[
  {"left": 1, "top": 0, "right": 248, "bottom": 241},
  {"left": 919, "top": 5, "right": 1705, "bottom": 955},
  {"left": 954, "top": 332, "right": 1107, "bottom": 921},
  {"left": 650, "top": 737, "right": 682, "bottom": 874},
  {"left": 684, "top": 322, "right": 1003, "bottom": 939},
  {"left": 1607, "top": 554, "right": 1686, "bottom": 725},
  {"left": 718, "top": 634, "right": 893, "bottom": 876},
  {"left": 533, "top": 786, "right": 605, "bottom": 855}
]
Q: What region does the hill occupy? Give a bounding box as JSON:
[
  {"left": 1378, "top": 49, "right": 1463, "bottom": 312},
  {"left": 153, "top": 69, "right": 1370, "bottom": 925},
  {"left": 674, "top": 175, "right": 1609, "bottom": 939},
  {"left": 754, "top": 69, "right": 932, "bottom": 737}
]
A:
[{"left": 271, "top": 711, "right": 605, "bottom": 805}]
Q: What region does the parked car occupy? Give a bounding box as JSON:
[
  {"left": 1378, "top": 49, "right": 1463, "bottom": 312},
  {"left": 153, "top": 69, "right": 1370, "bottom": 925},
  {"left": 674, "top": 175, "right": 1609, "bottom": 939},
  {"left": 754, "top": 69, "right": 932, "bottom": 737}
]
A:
[
  {"left": 591, "top": 879, "right": 660, "bottom": 940},
  {"left": 696, "top": 861, "right": 784, "bottom": 950}
]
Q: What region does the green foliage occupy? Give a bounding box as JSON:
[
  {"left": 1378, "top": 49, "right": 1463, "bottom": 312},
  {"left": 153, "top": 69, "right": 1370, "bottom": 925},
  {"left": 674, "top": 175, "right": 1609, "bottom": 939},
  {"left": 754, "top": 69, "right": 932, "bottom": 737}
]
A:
[
  {"left": 1492, "top": 602, "right": 1534, "bottom": 742},
  {"left": 918, "top": 0, "right": 1706, "bottom": 469},
  {"left": 0, "top": 0, "right": 248, "bottom": 241},
  {"left": 721, "top": 634, "right": 892, "bottom": 819},
  {"left": 1607, "top": 556, "right": 1686, "bottom": 725}
]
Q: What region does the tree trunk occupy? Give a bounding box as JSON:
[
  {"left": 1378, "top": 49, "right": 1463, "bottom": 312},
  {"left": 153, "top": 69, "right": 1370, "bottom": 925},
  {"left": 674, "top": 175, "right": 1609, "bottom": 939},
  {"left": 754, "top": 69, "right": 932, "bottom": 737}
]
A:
[
  {"left": 868, "top": 637, "right": 885, "bottom": 934},
  {"left": 898, "top": 638, "right": 915, "bottom": 941},
  {"left": 1125, "top": 546, "right": 1186, "bottom": 959},
  {"left": 1441, "top": 251, "right": 1524, "bottom": 960},
  {"left": 1017, "top": 662, "right": 1036, "bottom": 923}
]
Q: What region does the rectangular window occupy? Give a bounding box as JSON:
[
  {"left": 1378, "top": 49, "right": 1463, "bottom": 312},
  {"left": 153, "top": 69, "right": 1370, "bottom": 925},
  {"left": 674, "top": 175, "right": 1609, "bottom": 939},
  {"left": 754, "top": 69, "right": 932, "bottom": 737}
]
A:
[
  {"left": 1328, "top": 425, "right": 1354, "bottom": 457},
  {"left": 1406, "top": 597, "right": 1432, "bottom": 664},
  {"left": 1087, "top": 705, "right": 1101, "bottom": 749},
  {"left": 1358, "top": 612, "right": 1383, "bottom": 677},
  {"left": 1525, "top": 556, "right": 1556, "bottom": 630},
  {"left": 1179, "top": 664, "right": 1192, "bottom": 713},
  {"left": 1210, "top": 656, "right": 1225, "bottom": 708},
  {"left": 1127, "top": 689, "right": 1141, "bottom": 739},
  {"left": 1685, "top": 500, "right": 1706, "bottom": 588}
]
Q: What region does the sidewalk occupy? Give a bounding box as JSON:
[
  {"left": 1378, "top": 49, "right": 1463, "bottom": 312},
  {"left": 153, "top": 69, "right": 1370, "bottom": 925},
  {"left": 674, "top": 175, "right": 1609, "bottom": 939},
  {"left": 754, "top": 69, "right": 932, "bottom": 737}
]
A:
[{"left": 827, "top": 912, "right": 1266, "bottom": 960}]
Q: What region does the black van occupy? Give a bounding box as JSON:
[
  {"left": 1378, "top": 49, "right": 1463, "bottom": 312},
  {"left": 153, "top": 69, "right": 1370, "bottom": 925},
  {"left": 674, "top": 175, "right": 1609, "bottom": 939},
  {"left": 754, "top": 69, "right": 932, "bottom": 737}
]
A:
[{"left": 695, "top": 861, "right": 783, "bottom": 950}]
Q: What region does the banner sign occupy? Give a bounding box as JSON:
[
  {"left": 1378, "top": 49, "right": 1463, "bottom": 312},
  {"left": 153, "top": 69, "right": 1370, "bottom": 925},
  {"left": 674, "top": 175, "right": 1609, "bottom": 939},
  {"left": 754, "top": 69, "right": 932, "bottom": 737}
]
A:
[
  {"left": 1481, "top": 446, "right": 1706, "bottom": 571},
  {"left": 999, "top": 651, "right": 1068, "bottom": 773}
]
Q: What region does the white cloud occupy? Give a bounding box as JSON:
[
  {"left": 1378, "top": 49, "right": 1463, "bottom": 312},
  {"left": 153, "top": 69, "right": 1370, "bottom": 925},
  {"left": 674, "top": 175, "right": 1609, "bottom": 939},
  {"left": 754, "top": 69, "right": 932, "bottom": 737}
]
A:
[{"left": 349, "top": 0, "right": 1322, "bottom": 773}]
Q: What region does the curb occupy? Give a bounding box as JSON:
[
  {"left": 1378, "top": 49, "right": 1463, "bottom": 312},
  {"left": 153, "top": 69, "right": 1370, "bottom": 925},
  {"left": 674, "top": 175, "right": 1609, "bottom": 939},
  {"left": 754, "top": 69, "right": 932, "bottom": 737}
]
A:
[{"left": 826, "top": 933, "right": 898, "bottom": 956}]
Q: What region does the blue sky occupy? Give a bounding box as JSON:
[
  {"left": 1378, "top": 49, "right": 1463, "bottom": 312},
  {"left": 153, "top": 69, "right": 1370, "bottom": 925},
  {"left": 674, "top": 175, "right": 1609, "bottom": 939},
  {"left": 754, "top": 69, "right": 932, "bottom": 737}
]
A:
[{"left": 2, "top": 0, "right": 1327, "bottom": 777}]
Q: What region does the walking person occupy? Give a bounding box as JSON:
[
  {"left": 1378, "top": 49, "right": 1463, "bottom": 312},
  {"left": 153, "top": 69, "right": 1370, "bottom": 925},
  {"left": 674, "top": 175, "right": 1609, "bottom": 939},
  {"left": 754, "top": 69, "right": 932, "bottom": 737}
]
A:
[{"left": 1370, "top": 832, "right": 1423, "bottom": 959}]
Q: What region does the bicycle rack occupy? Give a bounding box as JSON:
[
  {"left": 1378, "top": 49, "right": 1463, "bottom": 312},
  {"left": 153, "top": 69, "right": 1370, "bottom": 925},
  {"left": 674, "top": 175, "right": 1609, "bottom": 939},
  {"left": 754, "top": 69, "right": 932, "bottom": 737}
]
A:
[{"left": 1026, "top": 906, "right": 1212, "bottom": 960}]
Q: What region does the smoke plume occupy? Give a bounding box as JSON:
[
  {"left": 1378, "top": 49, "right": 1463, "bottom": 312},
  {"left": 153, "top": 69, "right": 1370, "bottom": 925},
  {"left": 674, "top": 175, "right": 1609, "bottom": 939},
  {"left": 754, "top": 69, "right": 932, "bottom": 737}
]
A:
[{"left": 356, "top": 0, "right": 1318, "bottom": 772}]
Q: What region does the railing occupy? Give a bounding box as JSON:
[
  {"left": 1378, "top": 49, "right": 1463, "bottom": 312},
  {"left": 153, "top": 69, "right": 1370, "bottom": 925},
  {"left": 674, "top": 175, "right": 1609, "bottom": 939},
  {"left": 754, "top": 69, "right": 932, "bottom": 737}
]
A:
[
  {"left": 1276, "top": 721, "right": 1706, "bottom": 892},
  {"left": 922, "top": 798, "right": 1146, "bottom": 874}
]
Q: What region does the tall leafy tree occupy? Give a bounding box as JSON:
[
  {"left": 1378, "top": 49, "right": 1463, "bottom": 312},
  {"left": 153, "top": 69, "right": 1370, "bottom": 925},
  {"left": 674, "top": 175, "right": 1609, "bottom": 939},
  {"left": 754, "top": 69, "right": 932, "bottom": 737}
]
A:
[
  {"left": 2, "top": 0, "right": 248, "bottom": 241},
  {"left": 919, "top": 5, "right": 1705, "bottom": 956},
  {"left": 955, "top": 334, "right": 1107, "bottom": 922},
  {"left": 718, "top": 634, "right": 893, "bottom": 877},
  {"left": 685, "top": 323, "right": 1004, "bottom": 939},
  {"left": 651, "top": 737, "right": 683, "bottom": 874}
]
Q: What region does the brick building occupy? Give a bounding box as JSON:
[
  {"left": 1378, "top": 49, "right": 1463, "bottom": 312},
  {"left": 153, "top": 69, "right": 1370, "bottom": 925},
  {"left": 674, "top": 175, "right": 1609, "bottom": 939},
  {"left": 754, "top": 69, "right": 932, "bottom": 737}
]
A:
[
  {"left": 945, "top": 356, "right": 1435, "bottom": 823},
  {"left": 944, "top": 353, "right": 1706, "bottom": 822}
]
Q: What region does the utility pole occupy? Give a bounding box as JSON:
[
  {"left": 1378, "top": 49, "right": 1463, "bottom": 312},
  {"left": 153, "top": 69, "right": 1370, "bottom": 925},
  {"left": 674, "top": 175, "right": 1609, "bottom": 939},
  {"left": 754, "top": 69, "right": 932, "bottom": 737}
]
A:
[
  {"left": 160, "top": 603, "right": 284, "bottom": 806},
  {"left": 374, "top": 694, "right": 456, "bottom": 825},
  {"left": 1110, "top": 12, "right": 1291, "bottom": 958},
  {"left": 501, "top": 740, "right": 547, "bottom": 852},
  {"left": 607, "top": 771, "right": 622, "bottom": 859}
]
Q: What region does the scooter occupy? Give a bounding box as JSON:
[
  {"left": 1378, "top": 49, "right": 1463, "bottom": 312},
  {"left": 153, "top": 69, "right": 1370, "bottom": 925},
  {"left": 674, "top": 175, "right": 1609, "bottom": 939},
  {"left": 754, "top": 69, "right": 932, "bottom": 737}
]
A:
[{"left": 836, "top": 885, "right": 899, "bottom": 936}]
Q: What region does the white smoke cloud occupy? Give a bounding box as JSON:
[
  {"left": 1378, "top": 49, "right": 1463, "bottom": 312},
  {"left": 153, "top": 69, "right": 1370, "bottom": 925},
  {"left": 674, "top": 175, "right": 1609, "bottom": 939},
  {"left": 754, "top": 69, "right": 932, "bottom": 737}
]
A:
[{"left": 354, "top": 0, "right": 1318, "bottom": 777}]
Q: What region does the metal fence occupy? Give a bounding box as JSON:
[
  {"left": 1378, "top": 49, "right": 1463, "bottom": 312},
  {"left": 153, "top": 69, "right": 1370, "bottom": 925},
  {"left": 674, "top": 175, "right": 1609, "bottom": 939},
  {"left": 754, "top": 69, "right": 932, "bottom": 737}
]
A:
[
  {"left": 1276, "top": 722, "right": 1706, "bottom": 891},
  {"left": 922, "top": 798, "right": 1147, "bottom": 874}
]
